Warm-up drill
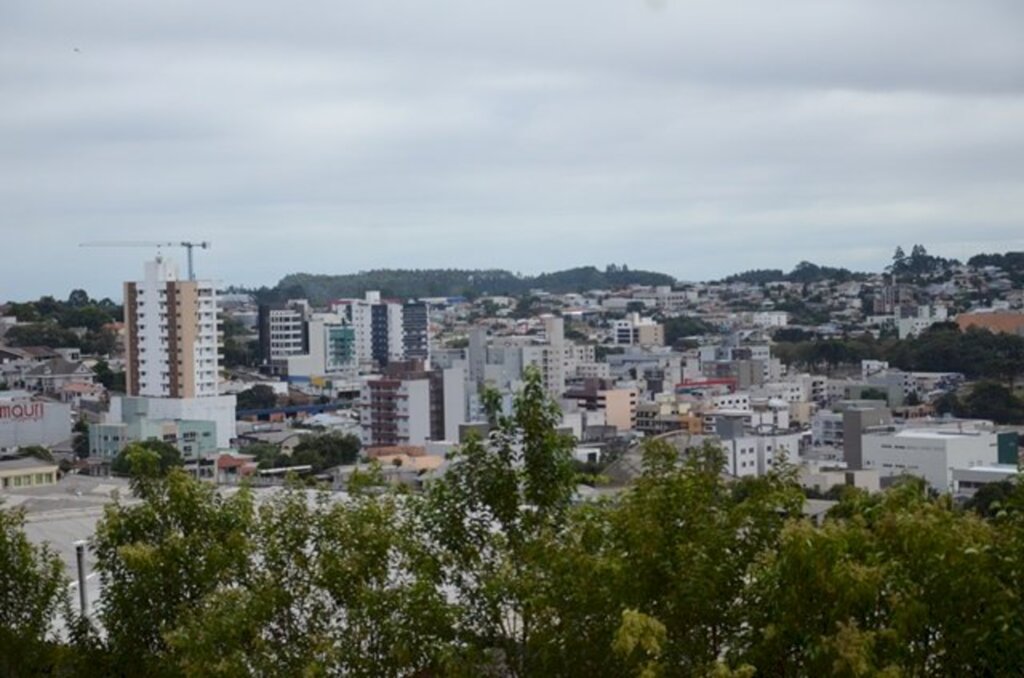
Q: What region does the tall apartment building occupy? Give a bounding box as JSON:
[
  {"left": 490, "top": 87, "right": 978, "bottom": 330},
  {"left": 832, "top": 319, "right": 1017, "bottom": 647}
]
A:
[
  {"left": 402, "top": 302, "right": 430, "bottom": 361},
  {"left": 358, "top": 360, "right": 466, "bottom": 448},
  {"left": 333, "top": 292, "right": 430, "bottom": 370},
  {"left": 257, "top": 300, "right": 310, "bottom": 367},
  {"left": 125, "top": 258, "right": 220, "bottom": 398},
  {"left": 278, "top": 313, "right": 358, "bottom": 381}
]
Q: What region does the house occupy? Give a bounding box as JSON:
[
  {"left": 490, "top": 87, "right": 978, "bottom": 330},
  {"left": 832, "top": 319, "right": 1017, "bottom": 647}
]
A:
[{"left": 23, "top": 359, "right": 95, "bottom": 394}]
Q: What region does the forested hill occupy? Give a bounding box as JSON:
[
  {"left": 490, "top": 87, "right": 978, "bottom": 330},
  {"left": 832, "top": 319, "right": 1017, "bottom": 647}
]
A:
[{"left": 269, "top": 265, "right": 676, "bottom": 303}]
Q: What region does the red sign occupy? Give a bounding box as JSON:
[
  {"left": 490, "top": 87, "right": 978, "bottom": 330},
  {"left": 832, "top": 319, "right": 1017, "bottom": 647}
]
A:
[{"left": 0, "top": 402, "right": 44, "bottom": 421}]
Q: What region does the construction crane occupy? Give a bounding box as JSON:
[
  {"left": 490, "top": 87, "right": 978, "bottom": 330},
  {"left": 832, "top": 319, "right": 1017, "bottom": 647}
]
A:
[{"left": 79, "top": 241, "right": 211, "bottom": 281}]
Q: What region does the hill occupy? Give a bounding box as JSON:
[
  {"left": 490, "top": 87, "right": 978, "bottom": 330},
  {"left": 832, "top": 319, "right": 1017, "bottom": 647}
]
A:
[{"left": 266, "top": 265, "right": 676, "bottom": 303}]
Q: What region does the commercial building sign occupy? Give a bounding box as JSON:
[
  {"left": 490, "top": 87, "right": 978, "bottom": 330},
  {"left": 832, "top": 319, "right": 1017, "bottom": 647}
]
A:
[{"left": 0, "top": 402, "right": 44, "bottom": 422}]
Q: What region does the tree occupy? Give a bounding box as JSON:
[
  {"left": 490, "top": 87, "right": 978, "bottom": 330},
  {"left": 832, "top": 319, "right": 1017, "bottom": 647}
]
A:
[
  {"left": 17, "top": 445, "right": 54, "bottom": 463},
  {"left": 892, "top": 245, "right": 907, "bottom": 269},
  {"left": 93, "top": 454, "right": 255, "bottom": 675},
  {"left": 289, "top": 432, "right": 361, "bottom": 471},
  {"left": 235, "top": 384, "right": 278, "bottom": 411},
  {"left": 92, "top": 359, "right": 116, "bottom": 390},
  {"left": 966, "top": 480, "right": 1016, "bottom": 519},
  {"left": 609, "top": 441, "right": 802, "bottom": 675},
  {"left": 734, "top": 480, "right": 1018, "bottom": 674},
  {"left": 664, "top": 316, "right": 717, "bottom": 345},
  {"left": 4, "top": 323, "right": 81, "bottom": 349},
  {"left": 423, "top": 367, "right": 577, "bottom": 675},
  {"left": 73, "top": 419, "right": 90, "bottom": 458},
  {"left": 111, "top": 440, "right": 183, "bottom": 477},
  {"left": 859, "top": 387, "right": 889, "bottom": 403},
  {"left": 67, "top": 289, "right": 90, "bottom": 307},
  {"left": 0, "top": 503, "right": 68, "bottom": 674},
  {"left": 960, "top": 381, "right": 1024, "bottom": 424},
  {"left": 169, "top": 476, "right": 452, "bottom": 676}
]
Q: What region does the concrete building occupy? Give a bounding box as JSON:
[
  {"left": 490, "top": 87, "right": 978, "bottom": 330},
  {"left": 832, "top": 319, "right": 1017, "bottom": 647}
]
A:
[
  {"left": 0, "top": 392, "right": 72, "bottom": 453},
  {"left": 564, "top": 379, "right": 638, "bottom": 432},
  {"left": 90, "top": 417, "right": 218, "bottom": 460},
  {"left": 897, "top": 305, "right": 948, "bottom": 339},
  {"left": 125, "top": 258, "right": 220, "bottom": 398},
  {"left": 861, "top": 428, "right": 1000, "bottom": 492},
  {"left": 842, "top": 403, "right": 894, "bottom": 469},
  {"left": 104, "top": 394, "right": 237, "bottom": 450},
  {"left": 283, "top": 313, "right": 358, "bottom": 383},
  {"left": 359, "top": 361, "right": 466, "bottom": 449},
  {"left": 258, "top": 299, "right": 310, "bottom": 370},
  {"left": 402, "top": 302, "right": 430, "bottom": 361},
  {"left": 613, "top": 313, "right": 664, "bottom": 347},
  {"left": 0, "top": 456, "right": 59, "bottom": 490},
  {"left": 22, "top": 359, "right": 95, "bottom": 395},
  {"left": 715, "top": 416, "right": 802, "bottom": 478},
  {"left": 332, "top": 292, "right": 429, "bottom": 370},
  {"left": 951, "top": 465, "right": 1018, "bottom": 497},
  {"left": 635, "top": 399, "right": 702, "bottom": 436}
]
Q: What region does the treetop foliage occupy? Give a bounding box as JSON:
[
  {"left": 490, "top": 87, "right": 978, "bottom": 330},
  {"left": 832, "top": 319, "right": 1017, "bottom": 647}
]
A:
[
  {"left": 7, "top": 368, "right": 1024, "bottom": 675},
  {"left": 3, "top": 289, "right": 121, "bottom": 354}
]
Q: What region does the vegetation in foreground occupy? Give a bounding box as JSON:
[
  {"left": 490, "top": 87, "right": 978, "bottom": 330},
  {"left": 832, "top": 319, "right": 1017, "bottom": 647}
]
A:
[{"left": 4, "top": 370, "right": 1024, "bottom": 676}]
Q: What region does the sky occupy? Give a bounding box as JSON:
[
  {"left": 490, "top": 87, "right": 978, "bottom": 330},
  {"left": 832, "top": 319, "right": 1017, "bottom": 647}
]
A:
[{"left": 3, "top": 0, "right": 1024, "bottom": 300}]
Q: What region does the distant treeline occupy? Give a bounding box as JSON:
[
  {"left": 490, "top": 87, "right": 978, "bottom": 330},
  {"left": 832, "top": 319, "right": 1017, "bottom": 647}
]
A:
[
  {"left": 969, "top": 251, "right": 1024, "bottom": 284},
  {"left": 1, "top": 290, "right": 122, "bottom": 355},
  {"left": 247, "top": 265, "right": 677, "bottom": 304},
  {"left": 722, "top": 260, "right": 869, "bottom": 285},
  {"left": 724, "top": 245, "right": 1024, "bottom": 286}
]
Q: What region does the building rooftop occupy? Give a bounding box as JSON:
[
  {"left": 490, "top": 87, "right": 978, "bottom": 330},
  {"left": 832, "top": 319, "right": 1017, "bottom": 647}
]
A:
[
  {"left": 0, "top": 456, "right": 59, "bottom": 471},
  {"left": 891, "top": 429, "right": 989, "bottom": 440}
]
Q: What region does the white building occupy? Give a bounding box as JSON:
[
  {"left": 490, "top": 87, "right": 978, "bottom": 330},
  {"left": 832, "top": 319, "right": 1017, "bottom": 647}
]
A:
[
  {"left": 720, "top": 431, "right": 802, "bottom": 478},
  {"left": 264, "top": 301, "right": 309, "bottom": 360},
  {"left": 107, "top": 394, "right": 238, "bottom": 450},
  {"left": 125, "top": 258, "right": 220, "bottom": 399},
  {"left": 897, "top": 305, "right": 949, "bottom": 340},
  {"left": 861, "top": 428, "right": 1000, "bottom": 492},
  {"left": 751, "top": 311, "right": 790, "bottom": 328},
  {"left": 0, "top": 392, "right": 72, "bottom": 453}
]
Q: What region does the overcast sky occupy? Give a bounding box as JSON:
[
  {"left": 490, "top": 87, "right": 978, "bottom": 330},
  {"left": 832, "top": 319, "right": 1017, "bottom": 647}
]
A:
[{"left": 3, "top": 0, "right": 1024, "bottom": 300}]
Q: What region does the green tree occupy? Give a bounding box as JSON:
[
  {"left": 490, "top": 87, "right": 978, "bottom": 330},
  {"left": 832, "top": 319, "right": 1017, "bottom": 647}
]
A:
[
  {"left": 859, "top": 387, "right": 889, "bottom": 403},
  {"left": 92, "top": 359, "right": 116, "bottom": 389},
  {"left": 966, "top": 480, "right": 1016, "bottom": 519},
  {"left": 235, "top": 384, "right": 279, "bottom": 411},
  {"left": 735, "top": 480, "right": 1018, "bottom": 675},
  {"left": 92, "top": 452, "right": 255, "bottom": 675},
  {"left": 73, "top": 418, "right": 91, "bottom": 458},
  {"left": 289, "top": 431, "right": 361, "bottom": 472},
  {"left": 961, "top": 381, "right": 1024, "bottom": 424},
  {"left": 169, "top": 478, "right": 451, "bottom": 676},
  {"left": 424, "top": 367, "right": 577, "bottom": 675},
  {"left": 17, "top": 445, "right": 54, "bottom": 463},
  {"left": 610, "top": 441, "right": 802, "bottom": 675},
  {"left": 0, "top": 503, "right": 69, "bottom": 674},
  {"left": 111, "top": 440, "right": 183, "bottom": 476}
]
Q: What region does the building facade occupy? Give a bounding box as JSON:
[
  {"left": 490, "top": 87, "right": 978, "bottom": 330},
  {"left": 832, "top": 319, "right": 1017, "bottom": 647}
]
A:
[
  {"left": 0, "top": 392, "right": 72, "bottom": 453},
  {"left": 125, "top": 258, "right": 220, "bottom": 398}
]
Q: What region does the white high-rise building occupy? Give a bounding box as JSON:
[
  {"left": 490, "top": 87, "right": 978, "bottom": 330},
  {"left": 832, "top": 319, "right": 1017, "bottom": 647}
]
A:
[{"left": 125, "top": 258, "right": 220, "bottom": 399}]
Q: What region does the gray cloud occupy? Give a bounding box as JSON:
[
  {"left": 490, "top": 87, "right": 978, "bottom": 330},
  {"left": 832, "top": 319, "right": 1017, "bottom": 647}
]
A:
[{"left": 2, "top": 0, "right": 1024, "bottom": 298}]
